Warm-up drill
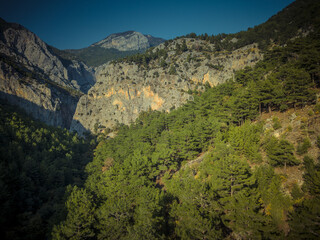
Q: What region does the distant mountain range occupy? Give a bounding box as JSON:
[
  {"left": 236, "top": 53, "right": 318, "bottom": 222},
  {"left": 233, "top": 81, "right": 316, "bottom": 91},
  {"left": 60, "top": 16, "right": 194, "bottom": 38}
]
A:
[{"left": 64, "top": 31, "right": 165, "bottom": 67}]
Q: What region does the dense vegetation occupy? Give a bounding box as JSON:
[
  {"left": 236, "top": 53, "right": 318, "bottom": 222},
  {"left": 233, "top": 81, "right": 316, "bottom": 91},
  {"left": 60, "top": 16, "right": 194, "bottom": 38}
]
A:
[
  {"left": 0, "top": 103, "right": 95, "bottom": 240},
  {"left": 53, "top": 30, "right": 320, "bottom": 239},
  {"left": 180, "top": 0, "right": 320, "bottom": 52},
  {"left": 65, "top": 46, "right": 144, "bottom": 67},
  {"left": 2, "top": 1, "right": 320, "bottom": 239}
]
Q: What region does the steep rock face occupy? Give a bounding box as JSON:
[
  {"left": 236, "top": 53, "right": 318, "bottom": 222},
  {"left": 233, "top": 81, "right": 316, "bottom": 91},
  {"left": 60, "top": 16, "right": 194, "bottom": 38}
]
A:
[
  {"left": 0, "top": 61, "right": 78, "bottom": 128},
  {"left": 92, "top": 31, "right": 164, "bottom": 51},
  {"left": 71, "top": 39, "right": 263, "bottom": 134},
  {"left": 0, "top": 18, "right": 95, "bottom": 128},
  {"left": 0, "top": 18, "right": 95, "bottom": 93},
  {"left": 70, "top": 62, "right": 191, "bottom": 134},
  {"left": 159, "top": 39, "right": 263, "bottom": 87}
]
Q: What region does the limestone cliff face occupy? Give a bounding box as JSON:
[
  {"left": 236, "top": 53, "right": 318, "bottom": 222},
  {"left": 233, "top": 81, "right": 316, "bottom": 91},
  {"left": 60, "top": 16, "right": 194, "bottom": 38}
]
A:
[
  {"left": 0, "top": 61, "right": 78, "bottom": 128},
  {"left": 92, "top": 31, "right": 164, "bottom": 51},
  {"left": 0, "top": 18, "right": 95, "bottom": 128},
  {"left": 71, "top": 38, "right": 263, "bottom": 134},
  {"left": 155, "top": 38, "right": 263, "bottom": 88},
  {"left": 184, "top": 43, "right": 262, "bottom": 87},
  {"left": 70, "top": 62, "right": 190, "bottom": 134}
]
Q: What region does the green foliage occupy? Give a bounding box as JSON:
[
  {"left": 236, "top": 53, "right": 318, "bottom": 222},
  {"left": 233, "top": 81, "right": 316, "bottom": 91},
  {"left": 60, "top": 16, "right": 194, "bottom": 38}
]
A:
[
  {"left": 254, "top": 165, "right": 291, "bottom": 235},
  {"left": 49, "top": 3, "right": 320, "bottom": 237},
  {"left": 180, "top": 0, "right": 320, "bottom": 52},
  {"left": 153, "top": 71, "right": 159, "bottom": 77},
  {"left": 314, "top": 104, "right": 320, "bottom": 114},
  {"left": 0, "top": 103, "right": 94, "bottom": 240},
  {"left": 288, "top": 197, "right": 320, "bottom": 239},
  {"left": 280, "top": 104, "right": 289, "bottom": 112},
  {"left": 52, "top": 186, "right": 95, "bottom": 239},
  {"left": 290, "top": 183, "right": 304, "bottom": 201},
  {"left": 206, "top": 63, "right": 223, "bottom": 70},
  {"left": 160, "top": 59, "right": 167, "bottom": 68},
  {"left": 168, "top": 65, "right": 177, "bottom": 75},
  {"left": 296, "top": 138, "right": 311, "bottom": 155},
  {"left": 288, "top": 156, "right": 320, "bottom": 238},
  {"left": 264, "top": 136, "right": 300, "bottom": 167},
  {"left": 302, "top": 156, "right": 320, "bottom": 195},
  {"left": 317, "top": 135, "right": 320, "bottom": 148},
  {"left": 272, "top": 117, "right": 282, "bottom": 130},
  {"left": 66, "top": 46, "right": 144, "bottom": 67},
  {"left": 166, "top": 169, "right": 223, "bottom": 239},
  {"left": 227, "top": 121, "right": 263, "bottom": 162},
  {"left": 199, "top": 148, "right": 269, "bottom": 239}
]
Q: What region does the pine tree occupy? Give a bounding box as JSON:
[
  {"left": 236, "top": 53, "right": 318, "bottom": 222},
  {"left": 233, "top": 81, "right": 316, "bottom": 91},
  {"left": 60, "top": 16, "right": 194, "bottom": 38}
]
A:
[
  {"left": 279, "top": 66, "right": 315, "bottom": 108},
  {"left": 52, "top": 186, "right": 95, "bottom": 240},
  {"left": 202, "top": 150, "right": 268, "bottom": 238},
  {"left": 265, "top": 136, "right": 300, "bottom": 167},
  {"left": 289, "top": 156, "right": 320, "bottom": 239},
  {"left": 166, "top": 168, "right": 223, "bottom": 239},
  {"left": 302, "top": 156, "right": 320, "bottom": 196}
]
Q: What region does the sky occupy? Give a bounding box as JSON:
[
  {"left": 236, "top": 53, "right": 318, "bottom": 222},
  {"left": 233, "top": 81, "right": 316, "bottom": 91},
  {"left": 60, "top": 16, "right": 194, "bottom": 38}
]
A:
[{"left": 0, "top": 0, "right": 295, "bottom": 50}]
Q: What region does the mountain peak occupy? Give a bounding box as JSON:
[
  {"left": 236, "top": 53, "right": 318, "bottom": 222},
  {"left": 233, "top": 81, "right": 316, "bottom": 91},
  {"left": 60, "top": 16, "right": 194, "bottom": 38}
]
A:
[{"left": 92, "top": 31, "right": 164, "bottom": 51}]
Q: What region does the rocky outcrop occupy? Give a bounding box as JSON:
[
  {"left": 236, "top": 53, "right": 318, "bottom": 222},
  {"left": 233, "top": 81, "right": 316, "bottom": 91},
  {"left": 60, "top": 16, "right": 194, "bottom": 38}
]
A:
[
  {"left": 0, "top": 18, "right": 95, "bottom": 128},
  {"left": 92, "top": 31, "right": 164, "bottom": 51},
  {"left": 71, "top": 38, "right": 263, "bottom": 134},
  {"left": 70, "top": 62, "right": 191, "bottom": 134},
  {"left": 0, "top": 61, "right": 78, "bottom": 128},
  {"left": 153, "top": 39, "right": 263, "bottom": 87},
  {"left": 0, "top": 18, "right": 95, "bottom": 93}
]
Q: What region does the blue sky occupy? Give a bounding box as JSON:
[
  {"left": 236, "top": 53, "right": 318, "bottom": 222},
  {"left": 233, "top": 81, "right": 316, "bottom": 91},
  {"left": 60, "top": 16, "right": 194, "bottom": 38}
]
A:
[{"left": 0, "top": 0, "right": 295, "bottom": 50}]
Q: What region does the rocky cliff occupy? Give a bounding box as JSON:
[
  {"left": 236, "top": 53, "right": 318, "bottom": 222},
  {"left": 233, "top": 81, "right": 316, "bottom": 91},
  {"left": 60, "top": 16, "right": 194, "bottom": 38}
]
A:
[
  {"left": 0, "top": 61, "right": 78, "bottom": 129},
  {"left": 0, "top": 18, "right": 95, "bottom": 128},
  {"left": 71, "top": 38, "right": 263, "bottom": 134}
]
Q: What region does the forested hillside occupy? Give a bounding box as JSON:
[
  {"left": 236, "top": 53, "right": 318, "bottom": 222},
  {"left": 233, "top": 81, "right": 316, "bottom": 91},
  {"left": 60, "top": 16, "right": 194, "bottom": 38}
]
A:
[
  {"left": 53, "top": 27, "right": 320, "bottom": 239},
  {"left": 2, "top": 0, "right": 320, "bottom": 239},
  {"left": 0, "top": 103, "right": 95, "bottom": 240},
  {"left": 178, "top": 0, "right": 320, "bottom": 52}
]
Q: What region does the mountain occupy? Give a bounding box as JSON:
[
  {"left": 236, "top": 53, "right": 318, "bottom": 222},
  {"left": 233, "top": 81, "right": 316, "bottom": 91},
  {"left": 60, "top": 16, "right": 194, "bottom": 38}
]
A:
[
  {"left": 65, "top": 31, "right": 165, "bottom": 67},
  {"left": 0, "top": 18, "right": 95, "bottom": 128},
  {"left": 70, "top": 0, "right": 320, "bottom": 135},
  {"left": 179, "top": 0, "right": 320, "bottom": 51},
  {"left": 2, "top": 0, "right": 320, "bottom": 239},
  {"left": 92, "top": 31, "right": 164, "bottom": 51},
  {"left": 55, "top": 1, "right": 320, "bottom": 239},
  {"left": 71, "top": 41, "right": 262, "bottom": 135}
]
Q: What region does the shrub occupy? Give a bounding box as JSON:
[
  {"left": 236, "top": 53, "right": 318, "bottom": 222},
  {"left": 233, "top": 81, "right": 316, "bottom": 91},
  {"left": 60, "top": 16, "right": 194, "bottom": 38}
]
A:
[
  {"left": 272, "top": 117, "right": 282, "bottom": 130},
  {"left": 169, "top": 65, "right": 177, "bottom": 75},
  {"left": 296, "top": 138, "right": 311, "bottom": 155},
  {"left": 308, "top": 110, "right": 314, "bottom": 116},
  {"left": 314, "top": 104, "right": 320, "bottom": 114},
  {"left": 280, "top": 104, "right": 289, "bottom": 112}
]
